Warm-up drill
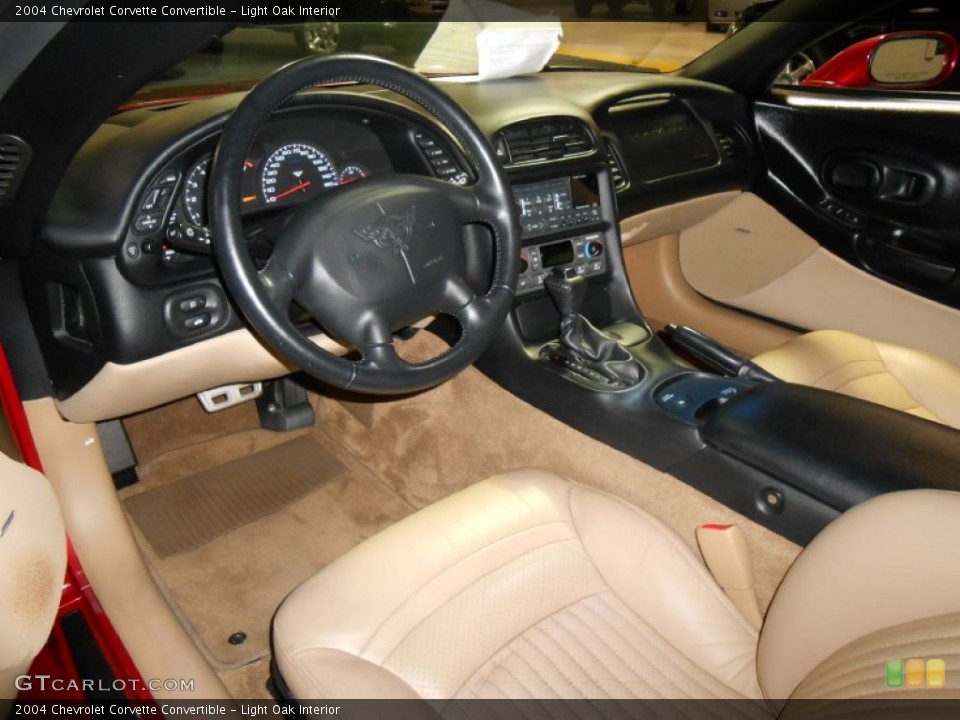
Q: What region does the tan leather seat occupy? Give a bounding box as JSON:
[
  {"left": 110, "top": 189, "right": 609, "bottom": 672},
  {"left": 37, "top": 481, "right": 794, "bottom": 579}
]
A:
[
  {"left": 273, "top": 469, "right": 960, "bottom": 703},
  {"left": 752, "top": 329, "right": 960, "bottom": 429},
  {"left": 1, "top": 451, "right": 67, "bottom": 699}
]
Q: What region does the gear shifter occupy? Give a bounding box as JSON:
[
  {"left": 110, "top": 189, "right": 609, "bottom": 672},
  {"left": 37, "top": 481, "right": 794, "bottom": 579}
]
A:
[{"left": 541, "top": 271, "right": 642, "bottom": 388}]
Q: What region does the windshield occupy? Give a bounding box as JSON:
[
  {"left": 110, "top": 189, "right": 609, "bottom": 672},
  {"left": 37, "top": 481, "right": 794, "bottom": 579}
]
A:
[{"left": 132, "top": 7, "right": 731, "bottom": 106}]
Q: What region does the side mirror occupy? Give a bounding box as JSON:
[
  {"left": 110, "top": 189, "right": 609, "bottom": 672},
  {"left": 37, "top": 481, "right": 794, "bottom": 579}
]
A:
[
  {"left": 869, "top": 34, "right": 956, "bottom": 86},
  {"left": 802, "top": 31, "right": 959, "bottom": 90}
]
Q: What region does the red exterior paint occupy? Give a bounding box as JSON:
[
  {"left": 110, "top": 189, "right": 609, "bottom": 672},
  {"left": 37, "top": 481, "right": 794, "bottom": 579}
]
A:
[
  {"left": 0, "top": 343, "right": 155, "bottom": 704},
  {"left": 804, "top": 31, "right": 960, "bottom": 90}
]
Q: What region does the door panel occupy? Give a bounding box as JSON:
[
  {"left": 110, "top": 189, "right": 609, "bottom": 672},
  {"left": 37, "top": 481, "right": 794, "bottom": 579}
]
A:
[
  {"left": 752, "top": 90, "right": 960, "bottom": 307},
  {"left": 679, "top": 192, "right": 960, "bottom": 365}
]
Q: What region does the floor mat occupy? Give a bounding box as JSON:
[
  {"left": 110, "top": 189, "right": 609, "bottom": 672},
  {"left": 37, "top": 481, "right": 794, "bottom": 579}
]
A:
[
  {"left": 121, "top": 418, "right": 413, "bottom": 669},
  {"left": 124, "top": 435, "right": 345, "bottom": 558}
]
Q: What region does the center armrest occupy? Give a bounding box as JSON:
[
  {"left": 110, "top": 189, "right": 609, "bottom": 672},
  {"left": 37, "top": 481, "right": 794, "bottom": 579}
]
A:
[{"left": 701, "top": 382, "right": 960, "bottom": 511}]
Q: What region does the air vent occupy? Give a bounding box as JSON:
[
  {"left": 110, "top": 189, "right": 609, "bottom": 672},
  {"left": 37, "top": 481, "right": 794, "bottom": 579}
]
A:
[
  {"left": 496, "top": 117, "right": 595, "bottom": 166},
  {"left": 603, "top": 139, "right": 629, "bottom": 191},
  {"left": 0, "top": 134, "right": 33, "bottom": 207},
  {"left": 713, "top": 123, "right": 746, "bottom": 160}
]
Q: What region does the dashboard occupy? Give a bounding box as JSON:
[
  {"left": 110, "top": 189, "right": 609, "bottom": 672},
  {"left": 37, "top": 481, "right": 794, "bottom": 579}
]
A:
[{"left": 29, "top": 72, "right": 759, "bottom": 412}]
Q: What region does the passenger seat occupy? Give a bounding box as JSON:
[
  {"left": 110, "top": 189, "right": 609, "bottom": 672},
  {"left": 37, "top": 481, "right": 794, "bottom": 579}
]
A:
[{"left": 752, "top": 329, "right": 960, "bottom": 429}]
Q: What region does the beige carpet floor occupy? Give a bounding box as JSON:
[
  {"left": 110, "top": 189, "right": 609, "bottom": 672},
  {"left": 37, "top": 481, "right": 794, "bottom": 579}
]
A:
[
  {"left": 122, "top": 331, "right": 801, "bottom": 699},
  {"left": 121, "top": 405, "right": 414, "bottom": 676}
]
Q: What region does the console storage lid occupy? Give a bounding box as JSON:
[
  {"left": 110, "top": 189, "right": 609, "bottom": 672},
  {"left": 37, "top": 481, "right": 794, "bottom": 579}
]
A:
[{"left": 701, "top": 382, "right": 960, "bottom": 511}]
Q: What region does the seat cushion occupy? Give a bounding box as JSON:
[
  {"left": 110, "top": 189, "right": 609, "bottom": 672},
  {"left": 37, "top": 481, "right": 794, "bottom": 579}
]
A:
[
  {"left": 273, "top": 469, "right": 763, "bottom": 701},
  {"left": 757, "top": 489, "right": 960, "bottom": 703},
  {"left": 0, "top": 452, "right": 66, "bottom": 697},
  {"left": 752, "top": 330, "right": 960, "bottom": 429}
]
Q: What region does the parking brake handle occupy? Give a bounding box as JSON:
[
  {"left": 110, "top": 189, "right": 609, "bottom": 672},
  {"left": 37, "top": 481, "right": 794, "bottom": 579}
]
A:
[{"left": 666, "top": 324, "right": 778, "bottom": 383}]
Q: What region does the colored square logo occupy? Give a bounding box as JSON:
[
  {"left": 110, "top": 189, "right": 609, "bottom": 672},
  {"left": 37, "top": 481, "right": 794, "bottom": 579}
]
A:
[
  {"left": 905, "top": 658, "right": 926, "bottom": 688},
  {"left": 885, "top": 659, "right": 904, "bottom": 688},
  {"left": 927, "top": 659, "right": 946, "bottom": 689}
]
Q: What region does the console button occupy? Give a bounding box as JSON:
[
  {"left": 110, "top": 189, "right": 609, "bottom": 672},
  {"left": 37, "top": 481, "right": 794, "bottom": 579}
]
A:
[
  {"left": 157, "top": 170, "right": 179, "bottom": 187},
  {"left": 134, "top": 212, "right": 163, "bottom": 233},
  {"left": 585, "top": 240, "right": 604, "bottom": 258},
  {"left": 183, "top": 313, "right": 211, "bottom": 331},
  {"left": 141, "top": 188, "right": 161, "bottom": 211},
  {"left": 178, "top": 296, "right": 206, "bottom": 313}
]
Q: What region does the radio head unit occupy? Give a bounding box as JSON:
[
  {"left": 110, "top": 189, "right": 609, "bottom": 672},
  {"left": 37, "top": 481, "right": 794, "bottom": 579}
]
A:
[
  {"left": 512, "top": 174, "right": 608, "bottom": 295},
  {"left": 512, "top": 175, "right": 601, "bottom": 239}
]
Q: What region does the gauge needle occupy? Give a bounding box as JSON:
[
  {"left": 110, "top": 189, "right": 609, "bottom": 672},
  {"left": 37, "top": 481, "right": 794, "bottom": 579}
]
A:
[{"left": 271, "top": 180, "right": 312, "bottom": 202}]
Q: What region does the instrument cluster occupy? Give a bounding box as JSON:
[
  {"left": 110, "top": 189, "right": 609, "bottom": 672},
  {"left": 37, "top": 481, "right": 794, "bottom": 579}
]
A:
[{"left": 161, "top": 115, "right": 394, "bottom": 253}]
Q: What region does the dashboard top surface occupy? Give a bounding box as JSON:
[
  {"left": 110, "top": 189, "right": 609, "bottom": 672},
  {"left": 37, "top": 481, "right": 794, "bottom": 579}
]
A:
[{"left": 44, "top": 70, "right": 752, "bottom": 254}]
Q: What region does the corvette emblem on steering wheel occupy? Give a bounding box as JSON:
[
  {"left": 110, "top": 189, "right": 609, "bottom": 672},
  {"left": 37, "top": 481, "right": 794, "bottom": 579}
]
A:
[{"left": 353, "top": 204, "right": 417, "bottom": 285}]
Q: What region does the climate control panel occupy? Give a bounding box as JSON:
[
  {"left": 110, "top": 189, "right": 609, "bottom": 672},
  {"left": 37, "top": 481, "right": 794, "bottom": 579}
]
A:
[{"left": 517, "top": 233, "right": 607, "bottom": 295}]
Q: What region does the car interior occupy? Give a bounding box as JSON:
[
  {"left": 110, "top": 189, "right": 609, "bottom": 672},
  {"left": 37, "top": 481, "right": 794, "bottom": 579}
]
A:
[{"left": 2, "top": 0, "right": 960, "bottom": 710}]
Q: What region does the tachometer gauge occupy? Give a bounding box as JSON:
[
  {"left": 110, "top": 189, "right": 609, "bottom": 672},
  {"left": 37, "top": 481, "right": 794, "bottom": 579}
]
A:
[
  {"left": 261, "top": 143, "right": 338, "bottom": 204},
  {"left": 339, "top": 163, "right": 369, "bottom": 185},
  {"left": 182, "top": 157, "right": 210, "bottom": 226}
]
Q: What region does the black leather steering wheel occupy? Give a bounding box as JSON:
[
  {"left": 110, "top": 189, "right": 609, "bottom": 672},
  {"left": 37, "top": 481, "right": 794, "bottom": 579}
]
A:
[{"left": 209, "top": 55, "right": 520, "bottom": 394}]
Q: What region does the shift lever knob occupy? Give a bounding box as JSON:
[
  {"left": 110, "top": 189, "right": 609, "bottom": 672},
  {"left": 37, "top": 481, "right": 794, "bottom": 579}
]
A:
[{"left": 543, "top": 271, "right": 587, "bottom": 319}]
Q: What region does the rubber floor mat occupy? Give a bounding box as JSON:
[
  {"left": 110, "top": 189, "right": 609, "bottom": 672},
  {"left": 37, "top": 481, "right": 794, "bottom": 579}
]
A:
[{"left": 124, "top": 435, "right": 345, "bottom": 558}]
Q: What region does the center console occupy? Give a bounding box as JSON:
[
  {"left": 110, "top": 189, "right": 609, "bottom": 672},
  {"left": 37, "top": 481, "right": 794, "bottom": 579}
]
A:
[
  {"left": 512, "top": 175, "right": 608, "bottom": 295},
  {"left": 478, "top": 163, "right": 960, "bottom": 548}
]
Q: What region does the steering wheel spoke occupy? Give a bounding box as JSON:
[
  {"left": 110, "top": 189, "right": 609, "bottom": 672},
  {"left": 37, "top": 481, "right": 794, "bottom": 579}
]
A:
[
  {"left": 357, "top": 341, "right": 407, "bottom": 375},
  {"left": 442, "top": 275, "right": 494, "bottom": 333},
  {"left": 448, "top": 182, "right": 504, "bottom": 227},
  {"left": 258, "top": 258, "right": 296, "bottom": 309}
]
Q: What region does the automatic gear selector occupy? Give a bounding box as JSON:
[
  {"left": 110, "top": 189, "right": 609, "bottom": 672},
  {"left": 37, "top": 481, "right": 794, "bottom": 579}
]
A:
[{"left": 538, "top": 271, "right": 643, "bottom": 391}]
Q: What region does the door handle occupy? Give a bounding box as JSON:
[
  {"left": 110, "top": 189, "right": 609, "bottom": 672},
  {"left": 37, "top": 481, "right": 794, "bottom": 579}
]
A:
[{"left": 878, "top": 168, "right": 929, "bottom": 203}]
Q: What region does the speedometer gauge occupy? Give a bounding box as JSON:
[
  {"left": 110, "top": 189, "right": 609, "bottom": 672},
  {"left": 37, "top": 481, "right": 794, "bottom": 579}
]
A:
[{"left": 261, "top": 143, "right": 338, "bottom": 204}]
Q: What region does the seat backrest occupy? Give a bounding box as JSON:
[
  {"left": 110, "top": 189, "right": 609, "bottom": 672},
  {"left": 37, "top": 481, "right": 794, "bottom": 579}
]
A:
[
  {"left": 757, "top": 489, "right": 960, "bottom": 705},
  {"left": 0, "top": 450, "right": 66, "bottom": 700}
]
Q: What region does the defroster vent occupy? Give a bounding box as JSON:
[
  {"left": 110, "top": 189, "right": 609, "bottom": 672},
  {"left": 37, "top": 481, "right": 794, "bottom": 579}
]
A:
[{"left": 0, "top": 134, "right": 33, "bottom": 207}]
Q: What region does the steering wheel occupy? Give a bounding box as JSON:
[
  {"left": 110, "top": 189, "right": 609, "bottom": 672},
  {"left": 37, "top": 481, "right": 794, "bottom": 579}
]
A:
[{"left": 209, "top": 55, "right": 520, "bottom": 394}]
